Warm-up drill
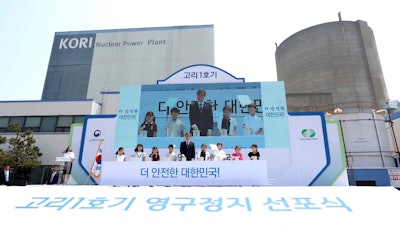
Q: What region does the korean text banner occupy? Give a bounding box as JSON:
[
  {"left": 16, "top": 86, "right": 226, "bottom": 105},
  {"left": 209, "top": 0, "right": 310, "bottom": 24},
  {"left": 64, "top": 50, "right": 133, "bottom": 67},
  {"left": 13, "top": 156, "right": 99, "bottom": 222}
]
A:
[{"left": 3, "top": 186, "right": 400, "bottom": 225}]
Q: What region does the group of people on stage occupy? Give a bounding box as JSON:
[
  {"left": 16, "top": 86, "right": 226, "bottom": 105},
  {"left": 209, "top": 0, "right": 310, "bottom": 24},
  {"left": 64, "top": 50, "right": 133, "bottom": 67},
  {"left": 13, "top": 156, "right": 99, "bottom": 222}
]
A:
[
  {"left": 138, "top": 89, "right": 263, "bottom": 138},
  {"left": 37, "top": 89, "right": 262, "bottom": 185},
  {"left": 115, "top": 132, "right": 261, "bottom": 162}
]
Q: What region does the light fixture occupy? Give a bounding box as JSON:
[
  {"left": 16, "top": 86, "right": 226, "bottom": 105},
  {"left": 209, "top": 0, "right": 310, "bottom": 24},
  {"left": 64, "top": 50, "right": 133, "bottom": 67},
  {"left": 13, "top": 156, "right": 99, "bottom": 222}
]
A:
[{"left": 333, "top": 108, "right": 343, "bottom": 114}]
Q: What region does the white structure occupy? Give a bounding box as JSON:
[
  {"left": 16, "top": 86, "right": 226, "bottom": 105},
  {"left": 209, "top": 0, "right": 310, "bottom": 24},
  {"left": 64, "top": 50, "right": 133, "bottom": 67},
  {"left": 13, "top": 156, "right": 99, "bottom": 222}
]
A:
[{"left": 327, "top": 111, "right": 397, "bottom": 168}]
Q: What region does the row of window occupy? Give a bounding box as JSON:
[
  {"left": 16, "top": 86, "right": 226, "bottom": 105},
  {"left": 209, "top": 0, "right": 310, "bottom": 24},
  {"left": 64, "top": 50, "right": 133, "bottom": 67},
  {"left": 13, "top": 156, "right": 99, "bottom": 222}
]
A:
[{"left": 0, "top": 115, "right": 85, "bottom": 133}]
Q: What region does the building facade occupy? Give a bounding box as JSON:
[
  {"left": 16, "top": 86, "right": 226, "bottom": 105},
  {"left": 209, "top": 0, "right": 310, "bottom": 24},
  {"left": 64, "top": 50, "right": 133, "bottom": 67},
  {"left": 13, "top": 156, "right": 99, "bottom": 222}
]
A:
[{"left": 42, "top": 25, "right": 214, "bottom": 101}]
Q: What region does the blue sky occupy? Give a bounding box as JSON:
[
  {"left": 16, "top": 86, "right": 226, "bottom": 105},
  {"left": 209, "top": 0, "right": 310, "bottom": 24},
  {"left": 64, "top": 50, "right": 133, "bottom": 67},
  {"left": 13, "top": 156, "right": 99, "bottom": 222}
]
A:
[{"left": 1, "top": 0, "right": 399, "bottom": 102}]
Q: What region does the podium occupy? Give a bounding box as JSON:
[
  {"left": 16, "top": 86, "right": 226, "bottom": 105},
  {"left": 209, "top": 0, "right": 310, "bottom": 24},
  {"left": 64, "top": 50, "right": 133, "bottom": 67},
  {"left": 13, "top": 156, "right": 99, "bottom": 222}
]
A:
[
  {"left": 56, "top": 157, "right": 71, "bottom": 163},
  {"left": 56, "top": 157, "right": 72, "bottom": 170}
]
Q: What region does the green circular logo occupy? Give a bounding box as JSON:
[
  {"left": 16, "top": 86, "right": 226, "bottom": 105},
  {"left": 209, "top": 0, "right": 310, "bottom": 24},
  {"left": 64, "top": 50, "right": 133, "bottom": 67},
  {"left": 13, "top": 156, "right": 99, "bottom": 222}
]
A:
[{"left": 301, "top": 129, "right": 316, "bottom": 138}]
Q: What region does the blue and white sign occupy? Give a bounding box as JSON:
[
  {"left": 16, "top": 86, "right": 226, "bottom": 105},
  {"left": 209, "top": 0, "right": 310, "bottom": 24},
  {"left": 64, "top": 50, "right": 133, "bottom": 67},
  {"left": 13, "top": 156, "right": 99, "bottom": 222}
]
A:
[{"left": 101, "top": 160, "right": 269, "bottom": 186}]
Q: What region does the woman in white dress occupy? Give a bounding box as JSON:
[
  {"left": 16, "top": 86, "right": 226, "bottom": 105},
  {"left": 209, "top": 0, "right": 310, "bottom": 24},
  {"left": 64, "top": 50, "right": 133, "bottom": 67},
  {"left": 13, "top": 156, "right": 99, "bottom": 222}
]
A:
[{"left": 62, "top": 146, "right": 75, "bottom": 184}]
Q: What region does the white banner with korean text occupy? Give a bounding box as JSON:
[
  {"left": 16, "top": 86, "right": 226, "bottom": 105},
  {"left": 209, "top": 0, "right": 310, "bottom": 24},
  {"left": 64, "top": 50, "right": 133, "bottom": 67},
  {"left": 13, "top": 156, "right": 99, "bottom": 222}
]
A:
[{"left": 101, "top": 160, "right": 269, "bottom": 186}]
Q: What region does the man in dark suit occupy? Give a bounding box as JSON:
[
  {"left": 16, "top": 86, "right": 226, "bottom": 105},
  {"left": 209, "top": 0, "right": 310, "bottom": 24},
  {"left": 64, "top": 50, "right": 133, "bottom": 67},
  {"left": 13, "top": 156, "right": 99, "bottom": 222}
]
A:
[
  {"left": 0, "top": 165, "right": 14, "bottom": 185},
  {"left": 180, "top": 132, "right": 196, "bottom": 161},
  {"left": 189, "top": 89, "right": 214, "bottom": 136},
  {"left": 46, "top": 166, "right": 60, "bottom": 185}
]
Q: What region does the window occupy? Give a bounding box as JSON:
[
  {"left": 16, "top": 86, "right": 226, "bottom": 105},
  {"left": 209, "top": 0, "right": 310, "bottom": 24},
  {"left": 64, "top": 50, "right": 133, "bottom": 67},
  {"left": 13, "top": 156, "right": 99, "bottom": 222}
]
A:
[
  {"left": 9, "top": 116, "right": 25, "bottom": 127},
  {"left": 73, "top": 115, "right": 85, "bottom": 124},
  {"left": 356, "top": 180, "right": 376, "bottom": 186},
  {"left": 40, "top": 116, "right": 57, "bottom": 132},
  {"left": 24, "top": 117, "right": 41, "bottom": 132},
  {"left": 1, "top": 115, "right": 86, "bottom": 133},
  {"left": 56, "top": 116, "right": 73, "bottom": 132},
  {"left": 0, "top": 117, "right": 10, "bottom": 132},
  {"left": 8, "top": 117, "right": 25, "bottom": 132},
  {"left": 57, "top": 116, "right": 73, "bottom": 127}
]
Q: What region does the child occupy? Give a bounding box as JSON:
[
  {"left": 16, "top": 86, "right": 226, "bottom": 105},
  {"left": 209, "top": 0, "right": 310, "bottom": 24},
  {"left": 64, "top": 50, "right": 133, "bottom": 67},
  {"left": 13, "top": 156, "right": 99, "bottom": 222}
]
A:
[
  {"left": 114, "top": 147, "right": 126, "bottom": 162},
  {"left": 232, "top": 145, "right": 243, "bottom": 160},
  {"left": 242, "top": 104, "right": 263, "bottom": 136},
  {"left": 220, "top": 105, "right": 237, "bottom": 136},
  {"left": 138, "top": 111, "right": 157, "bottom": 137},
  {"left": 197, "top": 143, "right": 211, "bottom": 161},
  {"left": 149, "top": 146, "right": 160, "bottom": 161},
  {"left": 165, "top": 144, "right": 178, "bottom": 161},
  {"left": 248, "top": 144, "right": 260, "bottom": 160},
  {"left": 165, "top": 107, "right": 185, "bottom": 137},
  {"left": 131, "top": 144, "right": 146, "bottom": 161}
]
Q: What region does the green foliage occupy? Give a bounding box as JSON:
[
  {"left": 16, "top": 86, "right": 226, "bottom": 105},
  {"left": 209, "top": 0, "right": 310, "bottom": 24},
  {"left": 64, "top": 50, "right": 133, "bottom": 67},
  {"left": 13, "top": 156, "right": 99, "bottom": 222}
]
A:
[
  {"left": 0, "top": 136, "right": 5, "bottom": 145},
  {"left": 0, "top": 123, "right": 42, "bottom": 179}
]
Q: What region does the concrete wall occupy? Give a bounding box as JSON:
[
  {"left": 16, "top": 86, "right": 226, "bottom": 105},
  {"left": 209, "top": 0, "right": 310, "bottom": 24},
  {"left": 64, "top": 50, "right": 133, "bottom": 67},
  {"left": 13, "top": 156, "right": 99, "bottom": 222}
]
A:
[
  {"left": 276, "top": 20, "right": 389, "bottom": 112},
  {"left": 286, "top": 93, "right": 333, "bottom": 112},
  {"left": 0, "top": 100, "right": 101, "bottom": 116},
  {"left": 99, "top": 92, "right": 119, "bottom": 115}
]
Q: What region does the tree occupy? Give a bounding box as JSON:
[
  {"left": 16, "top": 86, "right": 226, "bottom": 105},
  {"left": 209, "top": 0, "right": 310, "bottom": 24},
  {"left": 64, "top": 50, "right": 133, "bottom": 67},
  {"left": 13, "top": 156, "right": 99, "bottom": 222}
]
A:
[
  {"left": 0, "top": 123, "right": 42, "bottom": 180},
  {"left": 0, "top": 136, "right": 6, "bottom": 164}
]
